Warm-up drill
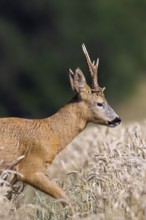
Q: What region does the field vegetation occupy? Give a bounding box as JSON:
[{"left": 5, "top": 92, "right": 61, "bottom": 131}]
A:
[{"left": 0, "top": 122, "right": 146, "bottom": 220}]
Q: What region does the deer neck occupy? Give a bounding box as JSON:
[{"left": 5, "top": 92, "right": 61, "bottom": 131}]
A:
[{"left": 48, "top": 96, "right": 88, "bottom": 151}]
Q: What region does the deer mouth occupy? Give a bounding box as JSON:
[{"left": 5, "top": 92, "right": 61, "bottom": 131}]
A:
[{"left": 108, "top": 117, "right": 121, "bottom": 127}]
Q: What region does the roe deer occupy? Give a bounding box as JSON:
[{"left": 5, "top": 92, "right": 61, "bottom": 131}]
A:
[{"left": 0, "top": 44, "right": 121, "bottom": 205}]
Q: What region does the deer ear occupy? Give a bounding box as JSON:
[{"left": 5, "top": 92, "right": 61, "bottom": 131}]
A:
[
  {"left": 69, "top": 68, "right": 87, "bottom": 93},
  {"left": 69, "top": 68, "right": 76, "bottom": 91}
]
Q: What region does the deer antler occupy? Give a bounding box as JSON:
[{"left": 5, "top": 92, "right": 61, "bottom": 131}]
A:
[{"left": 82, "top": 43, "right": 99, "bottom": 91}]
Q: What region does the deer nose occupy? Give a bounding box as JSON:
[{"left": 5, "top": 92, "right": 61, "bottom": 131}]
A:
[{"left": 108, "top": 117, "right": 121, "bottom": 127}]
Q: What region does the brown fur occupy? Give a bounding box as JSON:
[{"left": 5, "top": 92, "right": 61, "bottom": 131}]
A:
[{"left": 0, "top": 45, "right": 121, "bottom": 205}]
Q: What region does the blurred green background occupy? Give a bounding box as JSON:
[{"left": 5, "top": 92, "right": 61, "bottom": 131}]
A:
[{"left": 0, "top": 0, "right": 146, "bottom": 120}]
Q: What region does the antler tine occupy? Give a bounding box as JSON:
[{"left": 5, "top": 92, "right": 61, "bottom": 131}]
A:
[{"left": 82, "top": 43, "right": 99, "bottom": 91}]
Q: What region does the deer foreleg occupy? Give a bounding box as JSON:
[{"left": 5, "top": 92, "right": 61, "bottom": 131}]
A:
[{"left": 19, "top": 171, "right": 68, "bottom": 206}]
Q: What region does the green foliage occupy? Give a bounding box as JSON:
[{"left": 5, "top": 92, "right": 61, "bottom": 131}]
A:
[{"left": 0, "top": 0, "right": 145, "bottom": 117}]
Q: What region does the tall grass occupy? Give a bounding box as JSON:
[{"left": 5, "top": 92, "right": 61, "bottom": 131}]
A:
[{"left": 0, "top": 122, "right": 146, "bottom": 220}]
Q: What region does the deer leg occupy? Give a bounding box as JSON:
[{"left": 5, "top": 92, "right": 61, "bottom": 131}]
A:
[{"left": 18, "top": 171, "right": 69, "bottom": 206}]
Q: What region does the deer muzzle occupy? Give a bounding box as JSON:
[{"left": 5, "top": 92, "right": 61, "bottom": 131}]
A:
[{"left": 108, "top": 117, "right": 121, "bottom": 127}]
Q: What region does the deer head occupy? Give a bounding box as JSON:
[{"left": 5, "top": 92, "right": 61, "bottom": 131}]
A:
[{"left": 69, "top": 44, "right": 121, "bottom": 127}]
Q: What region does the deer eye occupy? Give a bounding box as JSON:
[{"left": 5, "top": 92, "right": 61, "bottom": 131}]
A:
[{"left": 97, "top": 103, "right": 104, "bottom": 108}]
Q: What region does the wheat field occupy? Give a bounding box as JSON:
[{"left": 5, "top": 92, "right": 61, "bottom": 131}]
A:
[{"left": 0, "top": 122, "right": 146, "bottom": 220}]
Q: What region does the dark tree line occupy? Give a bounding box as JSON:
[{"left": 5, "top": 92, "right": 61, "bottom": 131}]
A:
[{"left": 0, "top": 0, "right": 145, "bottom": 117}]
